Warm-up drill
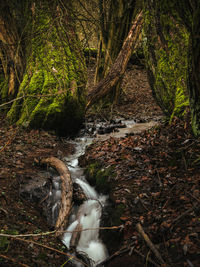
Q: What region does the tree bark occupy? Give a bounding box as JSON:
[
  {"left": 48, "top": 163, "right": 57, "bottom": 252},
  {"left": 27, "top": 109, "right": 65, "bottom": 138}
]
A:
[
  {"left": 95, "top": 0, "right": 138, "bottom": 83},
  {"left": 94, "top": 0, "right": 141, "bottom": 103},
  {"left": 87, "top": 11, "right": 143, "bottom": 108},
  {"left": 40, "top": 157, "right": 73, "bottom": 235},
  {"left": 186, "top": 3, "right": 200, "bottom": 136},
  {"left": 4, "top": 1, "right": 87, "bottom": 136},
  {"left": 0, "top": 2, "right": 25, "bottom": 98},
  {"left": 143, "top": 0, "right": 189, "bottom": 118}
]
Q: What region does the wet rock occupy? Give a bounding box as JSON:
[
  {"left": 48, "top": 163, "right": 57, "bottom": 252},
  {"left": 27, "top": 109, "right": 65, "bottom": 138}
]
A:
[
  {"left": 20, "top": 172, "right": 62, "bottom": 226},
  {"left": 83, "top": 119, "right": 127, "bottom": 136},
  {"left": 20, "top": 173, "right": 51, "bottom": 204},
  {"left": 73, "top": 182, "right": 87, "bottom": 204}
]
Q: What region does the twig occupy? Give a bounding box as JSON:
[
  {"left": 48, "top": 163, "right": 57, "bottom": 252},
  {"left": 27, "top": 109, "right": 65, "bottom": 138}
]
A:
[
  {"left": 170, "top": 204, "right": 198, "bottom": 230},
  {"left": 0, "top": 90, "right": 67, "bottom": 108},
  {"left": 0, "top": 128, "right": 18, "bottom": 153},
  {"left": 96, "top": 243, "right": 159, "bottom": 267},
  {"left": 0, "top": 254, "right": 30, "bottom": 267},
  {"left": 9, "top": 236, "right": 89, "bottom": 267},
  {"left": 186, "top": 191, "right": 200, "bottom": 203},
  {"left": 0, "top": 207, "right": 8, "bottom": 216},
  {"left": 133, "top": 248, "right": 159, "bottom": 267},
  {"left": 0, "top": 96, "right": 24, "bottom": 108},
  {"left": 139, "top": 198, "right": 150, "bottom": 211},
  {"left": 136, "top": 223, "right": 166, "bottom": 265},
  {"left": 96, "top": 246, "right": 130, "bottom": 266},
  {"left": 0, "top": 225, "right": 123, "bottom": 238},
  {"left": 156, "top": 169, "right": 162, "bottom": 187}
]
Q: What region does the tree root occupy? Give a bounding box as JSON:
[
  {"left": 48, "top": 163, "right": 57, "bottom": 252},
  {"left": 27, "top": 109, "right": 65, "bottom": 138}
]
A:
[{"left": 39, "top": 157, "right": 73, "bottom": 236}]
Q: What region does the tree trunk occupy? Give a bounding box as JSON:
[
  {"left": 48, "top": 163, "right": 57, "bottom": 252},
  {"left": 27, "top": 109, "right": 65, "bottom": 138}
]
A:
[
  {"left": 187, "top": 3, "right": 200, "bottom": 135},
  {"left": 1, "top": 1, "right": 87, "bottom": 136},
  {"left": 143, "top": 0, "right": 189, "bottom": 118},
  {"left": 94, "top": 0, "right": 140, "bottom": 103},
  {"left": 87, "top": 11, "right": 143, "bottom": 108},
  {"left": 0, "top": 2, "right": 25, "bottom": 100}
]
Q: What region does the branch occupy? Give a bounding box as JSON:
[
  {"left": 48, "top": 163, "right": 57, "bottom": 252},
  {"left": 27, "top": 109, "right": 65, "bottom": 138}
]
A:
[
  {"left": 0, "top": 225, "right": 123, "bottom": 238},
  {"left": 86, "top": 11, "right": 143, "bottom": 108},
  {"left": 136, "top": 223, "right": 166, "bottom": 265},
  {"left": 0, "top": 254, "right": 29, "bottom": 267},
  {"left": 7, "top": 236, "right": 89, "bottom": 267}
]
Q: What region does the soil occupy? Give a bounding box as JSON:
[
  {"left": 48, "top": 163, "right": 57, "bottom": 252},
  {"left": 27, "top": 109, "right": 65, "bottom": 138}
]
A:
[{"left": 0, "top": 62, "right": 200, "bottom": 267}]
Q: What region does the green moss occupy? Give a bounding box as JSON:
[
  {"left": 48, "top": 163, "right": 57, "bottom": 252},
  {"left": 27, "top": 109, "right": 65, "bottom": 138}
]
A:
[
  {"left": 0, "top": 77, "right": 9, "bottom": 104},
  {"left": 7, "top": 5, "right": 87, "bottom": 135},
  {"left": 170, "top": 84, "right": 189, "bottom": 120},
  {"left": 143, "top": 3, "right": 189, "bottom": 118},
  {"left": 85, "top": 162, "right": 116, "bottom": 194}
]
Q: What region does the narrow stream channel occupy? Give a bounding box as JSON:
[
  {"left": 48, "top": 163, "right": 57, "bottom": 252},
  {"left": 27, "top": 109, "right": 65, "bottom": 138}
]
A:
[
  {"left": 62, "top": 137, "right": 108, "bottom": 266},
  {"left": 21, "top": 119, "right": 159, "bottom": 266},
  {"left": 53, "top": 120, "right": 158, "bottom": 266}
]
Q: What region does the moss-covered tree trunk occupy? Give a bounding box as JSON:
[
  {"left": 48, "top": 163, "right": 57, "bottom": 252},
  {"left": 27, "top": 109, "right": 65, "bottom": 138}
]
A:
[
  {"left": 95, "top": 0, "right": 140, "bottom": 102},
  {"left": 1, "top": 1, "right": 87, "bottom": 136},
  {"left": 187, "top": 4, "right": 200, "bottom": 135},
  {"left": 0, "top": 2, "right": 25, "bottom": 100},
  {"left": 143, "top": 0, "right": 189, "bottom": 118}
]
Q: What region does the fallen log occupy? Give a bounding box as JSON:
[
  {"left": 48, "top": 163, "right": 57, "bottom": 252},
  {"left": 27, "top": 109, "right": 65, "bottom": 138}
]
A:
[
  {"left": 86, "top": 11, "right": 143, "bottom": 108},
  {"left": 40, "top": 157, "right": 73, "bottom": 236}
]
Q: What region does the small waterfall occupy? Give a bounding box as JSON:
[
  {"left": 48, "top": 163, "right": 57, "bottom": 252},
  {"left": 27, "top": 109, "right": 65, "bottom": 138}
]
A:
[
  {"left": 62, "top": 183, "right": 108, "bottom": 266},
  {"left": 75, "top": 178, "right": 98, "bottom": 200}
]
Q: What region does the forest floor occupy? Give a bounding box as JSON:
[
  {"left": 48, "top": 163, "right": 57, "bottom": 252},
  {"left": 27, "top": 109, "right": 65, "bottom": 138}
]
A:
[{"left": 0, "top": 62, "right": 200, "bottom": 267}]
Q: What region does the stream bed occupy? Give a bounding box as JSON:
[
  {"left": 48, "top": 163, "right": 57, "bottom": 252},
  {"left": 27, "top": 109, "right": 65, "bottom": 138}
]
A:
[{"left": 20, "top": 119, "right": 159, "bottom": 266}]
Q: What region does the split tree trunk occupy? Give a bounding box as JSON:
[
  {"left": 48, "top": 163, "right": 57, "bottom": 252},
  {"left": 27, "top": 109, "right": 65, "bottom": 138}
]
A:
[
  {"left": 95, "top": 0, "right": 141, "bottom": 103},
  {"left": 87, "top": 11, "right": 143, "bottom": 108}
]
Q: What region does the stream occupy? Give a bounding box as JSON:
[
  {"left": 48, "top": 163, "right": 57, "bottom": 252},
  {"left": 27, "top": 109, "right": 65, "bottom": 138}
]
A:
[
  {"left": 62, "top": 137, "right": 108, "bottom": 266},
  {"left": 20, "top": 119, "right": 159, "bottom": 266},
  {"left": 58, "top": 119, "right": 158, "bottom": 266}
]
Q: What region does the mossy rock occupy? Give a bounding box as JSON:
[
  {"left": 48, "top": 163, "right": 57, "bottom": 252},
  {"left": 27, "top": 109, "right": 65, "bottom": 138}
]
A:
[{"left": 85, "top": 162, "right": 116, "bottom": 194}]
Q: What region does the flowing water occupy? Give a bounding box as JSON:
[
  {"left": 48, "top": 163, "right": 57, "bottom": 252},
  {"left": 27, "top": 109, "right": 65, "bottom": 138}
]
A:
[
  {"left": 48, "top": 120, "right": 159, "bottom": 266},
  {"left": 62, "top": 137, "right": 108, "bottom": 266}
]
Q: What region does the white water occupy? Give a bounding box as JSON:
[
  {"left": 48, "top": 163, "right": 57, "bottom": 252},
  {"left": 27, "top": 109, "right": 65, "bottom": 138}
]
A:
[
  {"left": 63, "top": 198, "right": 108, "bottom": 266},
  {"left": 75, "top": 178, "right": 98, "bottom": 200},
  {"left": 60, "top": 137, "right": 108, "bottom": 266},
  {"left": 62, "top": 176, "right": 108, "bottom": 266}
]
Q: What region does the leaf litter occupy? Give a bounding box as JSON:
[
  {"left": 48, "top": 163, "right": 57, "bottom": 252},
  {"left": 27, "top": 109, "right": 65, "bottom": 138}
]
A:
[{"left": 1, "top": 62, "right": 200, "bottom": 266}]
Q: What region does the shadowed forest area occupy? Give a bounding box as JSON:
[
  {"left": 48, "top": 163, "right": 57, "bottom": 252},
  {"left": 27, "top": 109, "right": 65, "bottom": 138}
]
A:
[{"left": 0, "top": 1, "right": 200, "bottom": 266}]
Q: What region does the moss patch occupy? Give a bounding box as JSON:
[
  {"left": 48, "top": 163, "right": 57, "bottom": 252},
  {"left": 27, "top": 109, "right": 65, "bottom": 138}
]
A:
[
  {"left": 143, "top": 2, "right": 189, "bottom": 118},
  {"left": 85, "top": 162, "right": 116, "bottom": 194}
]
